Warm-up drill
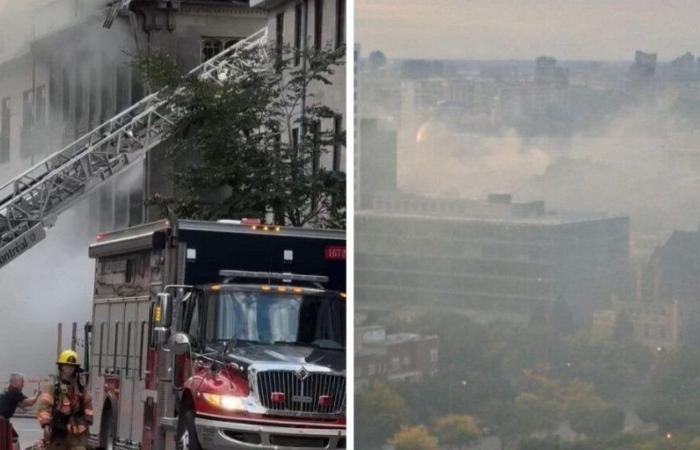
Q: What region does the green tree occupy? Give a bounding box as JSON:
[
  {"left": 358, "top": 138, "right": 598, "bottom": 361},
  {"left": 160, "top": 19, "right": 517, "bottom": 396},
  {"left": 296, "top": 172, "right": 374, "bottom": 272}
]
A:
[
  {"left": 481, "top": 394, "right": 560, "bottom": 450},
  {"left": 432, "top": 415, "right": 482, "bottom": 449},
  {"left": 368, "top": 50, "right": 387, "bottom": 69},
  {"left": 356, "top": 383, "right": 410, "bottom": 449},
  {"left": 134, "top": 41, "right": 345, "bottom": 227},
  {"left": 638, "top": 347, "right": 700, "bottom": 433},
  {"left": 389, "top": 426, "right": 439, "bottom": 450},
  {"left": 565, "top": 392, "right": 624, "bottom": 437}
]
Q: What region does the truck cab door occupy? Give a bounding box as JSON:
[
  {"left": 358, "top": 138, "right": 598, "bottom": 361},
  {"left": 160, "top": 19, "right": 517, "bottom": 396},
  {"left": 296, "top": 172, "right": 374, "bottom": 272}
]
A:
[{"left": 173, "top": 291, "right": 202, "bottom": 389}]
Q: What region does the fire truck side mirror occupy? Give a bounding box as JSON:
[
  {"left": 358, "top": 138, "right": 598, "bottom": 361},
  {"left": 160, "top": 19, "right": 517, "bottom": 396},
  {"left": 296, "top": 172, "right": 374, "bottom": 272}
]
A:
[
  {"left": 156, "top": 293, "right": 173, "bottom": 328},
  {"left": 168, "top": 333, "right": 192, "bottom": 389},
  {"left": 167, "top": 332, "right": 192, "bottom": 356}
]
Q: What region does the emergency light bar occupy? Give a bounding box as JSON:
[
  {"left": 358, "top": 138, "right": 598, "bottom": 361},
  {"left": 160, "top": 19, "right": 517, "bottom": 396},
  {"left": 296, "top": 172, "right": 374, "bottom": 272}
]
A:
[{"left": 219, "top": 270, "right": 329, "bottom": 284}]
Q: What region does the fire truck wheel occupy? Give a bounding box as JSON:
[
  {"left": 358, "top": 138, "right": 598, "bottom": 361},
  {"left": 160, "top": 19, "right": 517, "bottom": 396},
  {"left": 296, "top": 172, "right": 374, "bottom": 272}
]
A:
[
  {"left": 99, "top": 404, "right": 115, "bottom": 450},
  {"left": 176, "top": 408, "right": 202, "bottom": 450}
]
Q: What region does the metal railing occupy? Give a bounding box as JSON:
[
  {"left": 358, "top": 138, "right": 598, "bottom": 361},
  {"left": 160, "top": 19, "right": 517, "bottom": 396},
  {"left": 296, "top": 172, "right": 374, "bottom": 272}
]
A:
[{"left": 0, "top": 27, "right": 268, "bottom": 270}]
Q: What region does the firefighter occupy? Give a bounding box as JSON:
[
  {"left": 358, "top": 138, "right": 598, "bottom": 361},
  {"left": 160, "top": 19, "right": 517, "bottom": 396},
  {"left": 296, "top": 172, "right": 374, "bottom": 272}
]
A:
[{"left": 36, "top": 350, "right": 93, "bottom": 450}]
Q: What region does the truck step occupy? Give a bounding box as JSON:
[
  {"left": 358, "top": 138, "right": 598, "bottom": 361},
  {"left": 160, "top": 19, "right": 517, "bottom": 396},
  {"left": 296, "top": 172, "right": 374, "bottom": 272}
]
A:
[{"left": 159, "top": 417, "right": 178, "bottom": 430}]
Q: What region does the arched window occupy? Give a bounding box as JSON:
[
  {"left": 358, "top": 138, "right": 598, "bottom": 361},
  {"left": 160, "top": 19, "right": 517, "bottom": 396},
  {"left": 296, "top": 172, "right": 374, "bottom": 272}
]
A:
[{"left": 201, "top": 38, "right": 242, "bottom": 62}]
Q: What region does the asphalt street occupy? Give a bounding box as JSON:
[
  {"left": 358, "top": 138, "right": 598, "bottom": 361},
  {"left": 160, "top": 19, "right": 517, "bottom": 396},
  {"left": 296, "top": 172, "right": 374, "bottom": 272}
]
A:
[{"left": 11, "top": 417, "right": 42, "bottom": 450}]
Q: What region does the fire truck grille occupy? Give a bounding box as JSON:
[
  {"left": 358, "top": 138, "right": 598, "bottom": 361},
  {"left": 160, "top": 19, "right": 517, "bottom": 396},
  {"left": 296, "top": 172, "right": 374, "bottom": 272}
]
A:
[{"left": 257, "top": 371, "right": 345, "bottom": 415}]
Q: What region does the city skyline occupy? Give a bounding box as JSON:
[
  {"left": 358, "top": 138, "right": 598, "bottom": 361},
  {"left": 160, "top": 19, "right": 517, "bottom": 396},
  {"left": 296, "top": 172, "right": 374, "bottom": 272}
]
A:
[{"left": 356, "top": 0, "right": 700, "bottom": 61}]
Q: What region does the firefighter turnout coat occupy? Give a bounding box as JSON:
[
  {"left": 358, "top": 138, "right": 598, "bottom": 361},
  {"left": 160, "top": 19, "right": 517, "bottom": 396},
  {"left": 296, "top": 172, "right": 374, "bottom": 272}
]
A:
[{"left": 36, "top": 378, "right": 93, "bottom": 450}]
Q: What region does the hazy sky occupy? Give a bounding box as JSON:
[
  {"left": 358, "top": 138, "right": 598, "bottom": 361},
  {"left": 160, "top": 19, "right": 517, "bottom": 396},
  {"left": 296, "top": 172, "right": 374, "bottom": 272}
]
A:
[{"left": 356, "top": 0, "right": 700, "bottom": 61}]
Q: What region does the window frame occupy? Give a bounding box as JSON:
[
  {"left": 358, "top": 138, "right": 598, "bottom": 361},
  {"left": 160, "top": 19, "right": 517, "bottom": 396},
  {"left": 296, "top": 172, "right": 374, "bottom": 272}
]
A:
[
  {"left": 314, "top": 0, "right": 323, "bottom": 52},
  {"left": 294, "top": 2, "right": 303, "bottom": 66},
  {"left": 335, "top": 0, "right": 345, "bottom": 49}
]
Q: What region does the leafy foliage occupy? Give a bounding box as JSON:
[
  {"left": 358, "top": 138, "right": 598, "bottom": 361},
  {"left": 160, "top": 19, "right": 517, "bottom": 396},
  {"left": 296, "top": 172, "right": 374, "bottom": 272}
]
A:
[
  {"left": 432, "top": 415, "right": 482, "bottom": 449},
  {"left": 389, "top": 426, "right": 439, "bottom": 450},
  {"left": 356, "top": 383, "right": 410, "bottom": 449},
  {"left": 378, "top": 312, "right": 653, "bottom": 448},
  {"left": 134, "top": 41, "right": 345, "bottom": 227}
]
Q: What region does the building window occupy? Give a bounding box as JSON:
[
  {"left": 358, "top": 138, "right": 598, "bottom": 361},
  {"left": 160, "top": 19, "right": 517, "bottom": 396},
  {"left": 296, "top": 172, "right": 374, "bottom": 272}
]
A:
[
  {"left": 22, "top": 89, "right": 34, "bottom": 128},
  {"left": 35, "top": 85, "right": 46, "bottom": 127},
  {"left": 430, "top": 348, "right": 438, "bottom": 363},
  {"left": 62, "top": 68, "right": 70, "bottom": 120},
  {"left": 335, "top": 0, "right": 344, "bottom": 48},
  {"left": 275, "top": 12, "right": 284, "bottom": 68},
  {"left": 115, "top": 178, "right": 129, "bottom": 229},
  {"left": 201, "top": 38, "right": 241, "bottom": 62},
  {"left": 89, "top": 68, "right": 98, "bottom": 129},
  {"left": 129, "top": 182, "right": 143, "bottom": 226},
  {"left": 292, "top": 127, "right": 299, "bottom": 151},
  {"left": 368, "top": 364, "right": 376, "bottom": 376},
  {"left": 391, "top": 357, "right": 401, "bottom": 370},
  {"left": 294, "top": 2, "right": 303, "bottom": 66},
  {"left": 21, "top": 89, "right": 36, "bottom": 158},
  {"left": 312, "top": 121, "right": 321, "bottom": 176},
  {"left": 333, "top": 114, "right": 343, "bottom": 171},
  {"left": 131, "top": 67, "right": 144, "bottom": 103},
  {"left": 116, "top": 65, "right": 130, "bottom": 112},
  {"left": 314, "top": 0, "right": 323, "bottom": 52},
  {"left": 202, "top": 39, "right": 223, "bottom": 61},
  {"left": 0, "top": 98, "right": 9, "bottom": 163},
  {"left": 403, "top": 356, "right": 411, "bottom": 366},
  {"left": 75, "top": 68, "right": 84, "bottom": 124},
  {"left": 101, "top": 64, "right": 113, "bottom": 123},
  {"left": 49, "top": 69, "right": 59, "bottom": 112}
]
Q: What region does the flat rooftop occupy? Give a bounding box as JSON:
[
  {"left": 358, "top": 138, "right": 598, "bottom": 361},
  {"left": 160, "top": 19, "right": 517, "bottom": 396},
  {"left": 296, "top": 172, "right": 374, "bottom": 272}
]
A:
[{"left": 361, "top": 192, "right": 625, "bottom": 226}]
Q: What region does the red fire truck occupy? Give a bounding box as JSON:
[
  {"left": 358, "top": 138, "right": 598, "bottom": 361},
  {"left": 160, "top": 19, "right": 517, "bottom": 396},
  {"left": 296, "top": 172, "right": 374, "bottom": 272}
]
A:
[{"left": 85, "top": 219, "right": 346, "bottom": 450}]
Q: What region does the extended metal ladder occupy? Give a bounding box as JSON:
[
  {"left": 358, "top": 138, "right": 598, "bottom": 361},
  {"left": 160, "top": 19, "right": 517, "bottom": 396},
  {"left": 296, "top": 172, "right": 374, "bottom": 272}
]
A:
[{"left": 0, "top": 27, "right": 267, "bottom": 269}]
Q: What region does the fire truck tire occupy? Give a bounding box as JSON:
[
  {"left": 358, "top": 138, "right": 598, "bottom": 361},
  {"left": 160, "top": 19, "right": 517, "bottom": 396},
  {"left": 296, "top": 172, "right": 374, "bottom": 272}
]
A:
[
  {"left": 99, "top": 403, "right": 115, "bottom": 450},
  {"left": 176, "top": 408, "right": 202, "bottom": 450}
]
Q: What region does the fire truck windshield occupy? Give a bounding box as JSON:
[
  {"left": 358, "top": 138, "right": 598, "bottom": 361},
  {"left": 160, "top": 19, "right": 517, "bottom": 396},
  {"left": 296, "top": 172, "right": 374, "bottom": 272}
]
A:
[{"left": 204, "top": 289, "right": 345, "bottom": 350}]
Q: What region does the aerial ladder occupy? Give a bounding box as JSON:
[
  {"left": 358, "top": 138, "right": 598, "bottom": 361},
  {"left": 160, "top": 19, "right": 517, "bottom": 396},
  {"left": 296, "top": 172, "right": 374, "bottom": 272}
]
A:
[{"left": 0, "top": 27, "right": 268, "bottom": 270}]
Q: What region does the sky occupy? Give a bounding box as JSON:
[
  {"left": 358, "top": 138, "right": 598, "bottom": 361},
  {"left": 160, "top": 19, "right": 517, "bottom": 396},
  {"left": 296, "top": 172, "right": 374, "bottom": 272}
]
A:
[{"left": 356, "top": 0, "right": 700, "bottom": 61}]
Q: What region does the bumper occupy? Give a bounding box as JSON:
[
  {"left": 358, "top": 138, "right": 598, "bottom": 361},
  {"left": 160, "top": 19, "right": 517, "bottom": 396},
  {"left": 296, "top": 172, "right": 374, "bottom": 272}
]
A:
[{"left": 194, "top": 417, "right": 346, "bottom": 450}]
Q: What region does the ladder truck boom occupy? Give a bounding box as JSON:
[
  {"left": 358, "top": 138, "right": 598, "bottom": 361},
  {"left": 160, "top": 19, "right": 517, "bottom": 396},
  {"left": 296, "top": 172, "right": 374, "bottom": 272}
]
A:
[{"left": 0, "top": 27, "right": 267, "bottom": 270}]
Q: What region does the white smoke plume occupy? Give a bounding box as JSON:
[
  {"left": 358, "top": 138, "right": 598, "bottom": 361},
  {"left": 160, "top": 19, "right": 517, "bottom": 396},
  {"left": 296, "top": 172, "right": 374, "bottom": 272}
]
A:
[
  {"left": 401, "top": 120, "right": 550, "bottom": 198},
  {"left": 0, "top": 0, "right": 137, "bottom": 380},
  {"left": 399, "top": 90, "right": 700, "bottom": 244}
]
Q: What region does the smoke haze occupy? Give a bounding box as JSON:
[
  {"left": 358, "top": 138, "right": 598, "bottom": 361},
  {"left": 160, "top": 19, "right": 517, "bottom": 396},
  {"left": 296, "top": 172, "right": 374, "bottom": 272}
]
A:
[
  {"left": 396, "top": 91, "right": 700, "bottom": 241},
  {"left": 0, "top": 0, "right": 137, "bottom": 380}
]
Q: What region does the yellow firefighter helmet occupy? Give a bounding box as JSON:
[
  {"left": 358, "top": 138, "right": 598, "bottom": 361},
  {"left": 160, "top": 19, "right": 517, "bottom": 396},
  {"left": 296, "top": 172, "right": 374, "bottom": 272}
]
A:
[{"left": 57, "top": 349, "right": 80, "bottom": 366}]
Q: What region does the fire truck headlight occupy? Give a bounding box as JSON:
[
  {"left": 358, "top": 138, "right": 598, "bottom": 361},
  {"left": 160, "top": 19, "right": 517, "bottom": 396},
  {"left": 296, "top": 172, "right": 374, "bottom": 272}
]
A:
[
  {"left": 203, "top": 393, "right": 244, "bottom": 411},
  {"left": 221, "top": 396, "right": 244, "bottom": 411}
]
